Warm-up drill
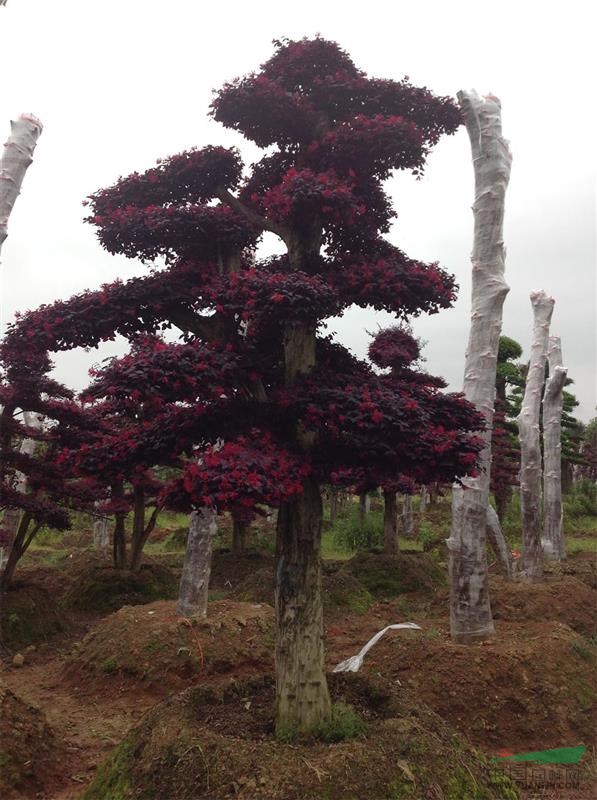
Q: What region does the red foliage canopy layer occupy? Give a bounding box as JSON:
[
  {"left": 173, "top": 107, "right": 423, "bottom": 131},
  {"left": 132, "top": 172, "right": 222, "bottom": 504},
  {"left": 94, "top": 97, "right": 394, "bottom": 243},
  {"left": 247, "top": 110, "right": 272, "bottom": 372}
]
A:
[{"left": 2, "top": 37, "right": 483, "bottom": 518}]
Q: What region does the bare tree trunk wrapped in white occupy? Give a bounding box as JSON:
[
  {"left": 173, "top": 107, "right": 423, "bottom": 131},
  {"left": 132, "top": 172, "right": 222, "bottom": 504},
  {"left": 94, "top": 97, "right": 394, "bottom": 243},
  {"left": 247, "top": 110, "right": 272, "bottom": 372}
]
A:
[
  {"left": 542, "top": 335, "right": 567, "bottom": 560},
  {"left": 400, "top": 494, "right": 414, "bottom": 539},
  {"left": 486, "top": 505, "right": 514, "bottom": 578},
  {"left": 93, "top": 516, "right": 111, "bottom": 555},
  {"left": 419, "top": 486, "right": 429, "bottom": 514},
  {"left": 518, "top": 291, "right": 554, "bottom": 580},
  {"left": 447, "top": 91, "right": 512, "bottom": 643},
  {"left": 176, "top": 508, "right": 217, "bottom": 617},
  {"left": 0, "top": 114, "right": 43, "bottom": 257}
]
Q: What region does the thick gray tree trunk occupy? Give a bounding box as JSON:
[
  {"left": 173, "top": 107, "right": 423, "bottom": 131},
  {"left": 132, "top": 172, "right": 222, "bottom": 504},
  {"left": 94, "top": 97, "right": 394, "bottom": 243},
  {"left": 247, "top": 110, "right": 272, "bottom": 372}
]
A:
[
  {"left": 419, "top": 486, "right": 429, "bottom": 514},
  {"left": 542, "top": 336, "right": 567, "bottom": 560},
  {"left": 93, "top": 516, "right": 110, "bottom": 555},
  {"left": 447, "top": 91, "right": 511, "bottom": 643},
  {"left": 383, "top": 490, "right": 398, "bottom": 554},
  {"left": 486, "top": 504, "right": 514, "bottom": 578},
  {"left": 518, "top": 291, "right": 554, "bottom": 581},
  {"left": 358, "top": 492, "right": 370, "bottom": 525},
  {"left": 0, "top": 114, "right": 43, "bottom": 257},
  {"left": 401, "top": 494, "right": 415, "bottom": 539},
  {"left": 275, "top": 476, "right": 330, "bottom": 735},
  {"left": 275, "top": 319, "right": 331, "bottom": 735},
  {"left": 176, "top": 509, "right": 217, "bottom": 617}
]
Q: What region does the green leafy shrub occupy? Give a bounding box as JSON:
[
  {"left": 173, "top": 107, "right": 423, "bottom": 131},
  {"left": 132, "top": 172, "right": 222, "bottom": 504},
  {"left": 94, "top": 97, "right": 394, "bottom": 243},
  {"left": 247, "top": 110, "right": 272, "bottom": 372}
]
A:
[
  {"left": 418, "top": 521, "right": 434, "bottom": 549},
  {"left": 332, "top": 505, "right": 384, "bottom": 552},
  {"left": 564, "top": 480, "right": 597, "bottom": 518}
]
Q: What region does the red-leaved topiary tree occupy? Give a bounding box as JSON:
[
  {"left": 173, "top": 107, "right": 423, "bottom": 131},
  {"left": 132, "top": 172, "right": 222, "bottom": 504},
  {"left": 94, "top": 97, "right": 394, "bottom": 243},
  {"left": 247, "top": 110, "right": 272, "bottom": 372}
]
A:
[
  {"left": 0, "top": 346, "right": 92, "bottom": 592},
  {"left": 3, "top": 38, "right": 484, "bottom": 733}
]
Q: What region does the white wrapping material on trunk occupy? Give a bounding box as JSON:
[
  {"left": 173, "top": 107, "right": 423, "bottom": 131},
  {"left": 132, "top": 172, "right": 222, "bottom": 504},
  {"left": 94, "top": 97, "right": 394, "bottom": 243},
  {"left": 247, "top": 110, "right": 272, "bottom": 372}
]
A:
[
  {"left": 333, "top": 622, "right": 421, "bottom": 673},
  {"left": 542, "top": 336, "right": 567, "bottom": 560},
  {"left": 0, "top": 114, "right": 43, "bottom": 255},
  {"left": 448, "top": 90, "right": 511, "bottom": 641},
  {"left": 518, "top": 290, "right": 554, "bottom": 580}
]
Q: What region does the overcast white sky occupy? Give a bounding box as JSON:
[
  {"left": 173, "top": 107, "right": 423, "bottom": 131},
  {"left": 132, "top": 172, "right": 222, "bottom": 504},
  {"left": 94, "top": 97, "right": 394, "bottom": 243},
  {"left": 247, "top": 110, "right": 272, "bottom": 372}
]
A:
[{"left": 1, "top": 0, "right": 595, "bottom": 420}]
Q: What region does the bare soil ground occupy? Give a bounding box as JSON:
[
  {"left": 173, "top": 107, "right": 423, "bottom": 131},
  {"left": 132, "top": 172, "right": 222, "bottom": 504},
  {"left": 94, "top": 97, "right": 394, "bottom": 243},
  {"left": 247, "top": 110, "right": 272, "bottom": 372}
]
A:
[{"left": 0, "top": 549, "right": 595, "bottom": 799}]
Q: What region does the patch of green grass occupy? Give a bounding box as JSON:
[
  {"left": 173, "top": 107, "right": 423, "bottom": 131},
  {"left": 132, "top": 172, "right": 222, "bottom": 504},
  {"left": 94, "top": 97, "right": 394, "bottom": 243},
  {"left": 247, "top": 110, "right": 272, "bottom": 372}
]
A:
[
  {"left": 322, "top": 528, "right": 354, "bottom": 560},
  {"left": 22, "top": 546, "right": 73, "bottom": 567},
  {"left": 100, "top": 657, "right": 119, "bottom": 674},
  {"left": 330, "top": 505, "right": 385, "bottom": 552},
  {"left": 82, "top": 738, "right": 133, "bottom": 800},
  {"left": 571, "top": 639, "right": 595, "bottom": 662},
  {"left": 399, "top": 537, "right": 423, "bottom": 551},
  {"left": 274, "top": 720, "right": 298, "bottom": 743},
  {"left": 313, "top": 702, "right": 365, "bottom": 743},
  {"left": 564, "top": 537, "right": 597, "bottom": 554}
]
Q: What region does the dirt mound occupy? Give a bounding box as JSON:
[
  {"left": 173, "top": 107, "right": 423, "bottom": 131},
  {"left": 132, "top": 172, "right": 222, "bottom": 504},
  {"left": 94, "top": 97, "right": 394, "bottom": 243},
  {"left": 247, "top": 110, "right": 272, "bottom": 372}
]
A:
[
  {"left": 66, "top": 600, "right": 275, "bottom": 694},
  {"left": 82, "top": 673, "right": 517, "bottom": 800},
  {"left": 61, "top": 558, "right": 177, "bottom": 614},
  {"left": 322, "top": 567, "right": 374, "bottom": 616},
  {"left": 0, "top": 681, "right": 65, "bottom": 799},
  {"left": 545, "top": 551, "right": 597, "bottom": 590},
  {"left": 209, "top": 550, "right": 276, "bottom": 593},
  {"left": 0, "top": 584, "right": 71, "bottom": 650},
  {"left": 231, "top": 564, "right": 373, "bottom": 618},
  {"left": 345, "top": 551, "right": 446, "bottom": 598},
  {"left": 491, "top": 575, "right": 597, "bottom": 636},
  {"left": 229, "top": 567, "right": 274, "bottom": 605},
  {"left": 357, "top": 619, "right": 596, "bottom": 753}
]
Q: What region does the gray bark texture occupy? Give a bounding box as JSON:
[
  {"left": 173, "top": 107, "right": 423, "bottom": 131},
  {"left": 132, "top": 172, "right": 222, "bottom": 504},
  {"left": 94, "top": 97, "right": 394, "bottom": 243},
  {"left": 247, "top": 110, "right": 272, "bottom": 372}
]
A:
[
  {"left": 0, "top": 114, "right": 43, "bottom": 256},
  {"left": 358, "top": 492, "right": 370, "bottom": 525},
  {"left": 419, "top": 486, "right": 429, "bottom": 514},
  {"left": 275, "top": 477, "right": 331, "bottom": 734},
  {"left": 542, "top": 336, "right": 567, "bottom": 560},
  {"left": 486, "top": 504, "right": 514, "bottom": 579},
  {"left": 447, "top": 90, "right": 512, "bottom": 643},
  {"left": 176, "top": 509, "right": 217, "bottom": 617},
  {"left": 518, "top": 291, "right": 555, "bottom": 580},
  {"left": 383, "top": 490, "right": 398, "bottom": 554},
  {"left": 93, "top": 516, "right": 111, "bottom": 555},
  {"left": 401, "top": 494, "right": 415, "bottom": 539}
]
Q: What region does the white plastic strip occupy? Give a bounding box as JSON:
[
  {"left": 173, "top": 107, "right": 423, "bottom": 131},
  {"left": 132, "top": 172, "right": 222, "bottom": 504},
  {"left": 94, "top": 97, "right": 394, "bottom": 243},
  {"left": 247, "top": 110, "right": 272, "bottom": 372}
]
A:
[{"left": 333, "top": 622, "right": 422, "bottom": 673}]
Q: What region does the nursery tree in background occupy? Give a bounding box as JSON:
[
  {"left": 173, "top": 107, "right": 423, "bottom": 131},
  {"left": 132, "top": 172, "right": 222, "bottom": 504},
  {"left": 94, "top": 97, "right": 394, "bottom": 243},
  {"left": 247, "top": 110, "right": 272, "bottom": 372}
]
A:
[
  {"left": 3, "top": 38, "right": 484, "bottom": 732},
  {"left": 0, "top": 347, "right": 88, "bottom": 592},
  {"left": 578, "top": 419, "right": 597, "bottom": 482},
  {"left": 367, "top": 325, "right": 447, "bottom": 554}
]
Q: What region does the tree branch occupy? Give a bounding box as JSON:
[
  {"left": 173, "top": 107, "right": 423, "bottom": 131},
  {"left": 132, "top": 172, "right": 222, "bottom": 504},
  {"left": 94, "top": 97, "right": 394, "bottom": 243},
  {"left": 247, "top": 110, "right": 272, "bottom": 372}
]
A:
[
  {"left": 217, "top": 187, "right": 287, "bottom": 240},
  {"left": 166, "top": 307, "right": 228, "bottom": 342}
]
